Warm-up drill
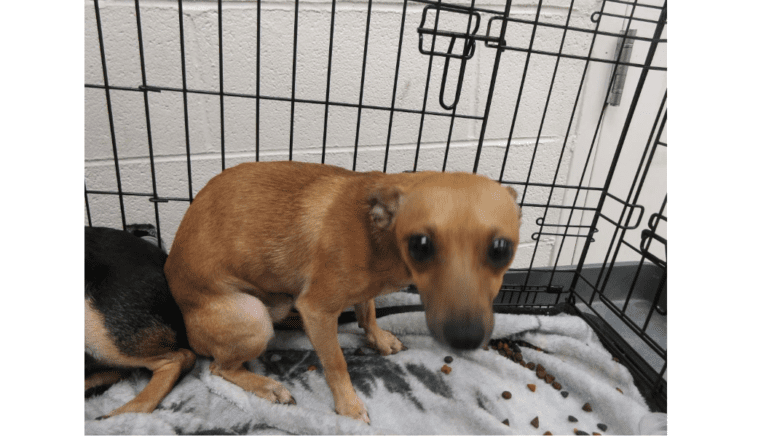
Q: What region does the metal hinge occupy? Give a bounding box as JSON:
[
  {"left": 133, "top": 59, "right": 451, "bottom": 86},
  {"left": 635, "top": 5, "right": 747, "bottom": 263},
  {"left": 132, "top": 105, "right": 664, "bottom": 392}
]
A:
[{"left": 608, "top": 29, "right": 637, "bottom": 106}]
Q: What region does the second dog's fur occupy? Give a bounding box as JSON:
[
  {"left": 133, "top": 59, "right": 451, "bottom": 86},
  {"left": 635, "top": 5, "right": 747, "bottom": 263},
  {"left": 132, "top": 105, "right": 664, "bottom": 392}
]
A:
[{"left": 164, "top": 161, "right": 521, "bottom": 423}]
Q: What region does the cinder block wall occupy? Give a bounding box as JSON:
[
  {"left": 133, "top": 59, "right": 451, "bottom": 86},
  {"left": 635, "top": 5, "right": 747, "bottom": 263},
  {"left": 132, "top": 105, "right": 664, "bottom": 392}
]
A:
[{"left": 85, "top": 0, "right": 607, "bottom": 269}]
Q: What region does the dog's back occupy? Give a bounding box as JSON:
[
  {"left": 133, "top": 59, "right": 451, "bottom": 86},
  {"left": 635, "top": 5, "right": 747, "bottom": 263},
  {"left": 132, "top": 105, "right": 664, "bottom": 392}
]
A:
[
  {"left": 85, "top": 226, "right": 187, "bottom": 366},
  {"left": 165, "top": 161, "right": 371, "bottom": 307}
]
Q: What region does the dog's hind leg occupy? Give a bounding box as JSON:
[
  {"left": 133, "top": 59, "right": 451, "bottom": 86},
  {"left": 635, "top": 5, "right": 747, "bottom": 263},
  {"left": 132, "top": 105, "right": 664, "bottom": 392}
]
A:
[
  {"left": 85, "top": 369, "right": 126, "bottom": 392},
  {"left": 355, "top": 300, "right": 405, "bottom": 356},
  {"left": 97, "top": 349, "right": 196, "bottom": 419},
  {"left": 185, "top": 292, "right": 296, "bottom": 405}
]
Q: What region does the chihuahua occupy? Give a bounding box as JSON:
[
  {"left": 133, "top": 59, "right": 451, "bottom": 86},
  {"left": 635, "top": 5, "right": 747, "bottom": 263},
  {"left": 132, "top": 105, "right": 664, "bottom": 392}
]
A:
[
  {"left": 164, "top": 161, "right": 521, "bottom": 423},
  {"left": 85, "top": 225, "right": 195, "bottom": 419}
]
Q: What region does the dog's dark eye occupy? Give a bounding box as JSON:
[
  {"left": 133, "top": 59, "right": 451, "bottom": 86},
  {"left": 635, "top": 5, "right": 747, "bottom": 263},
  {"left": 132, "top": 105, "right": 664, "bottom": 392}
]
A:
[
  {"left": 487, "top": 238, "right": 513, "bottom": 268},
  {"left": 408, "top": 234, "right": 434, "bottom": 263}
]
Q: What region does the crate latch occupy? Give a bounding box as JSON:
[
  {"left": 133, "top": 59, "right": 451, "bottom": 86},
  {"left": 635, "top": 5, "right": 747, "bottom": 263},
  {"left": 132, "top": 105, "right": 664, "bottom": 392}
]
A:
[{"left": 417, "top": 5, "right": 481, "bottom": 111}]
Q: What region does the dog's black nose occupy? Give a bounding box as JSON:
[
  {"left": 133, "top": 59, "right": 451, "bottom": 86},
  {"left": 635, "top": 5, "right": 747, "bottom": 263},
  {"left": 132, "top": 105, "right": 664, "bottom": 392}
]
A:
[{"left": 443, "top": 319, "right": 485, "bottom": 350}]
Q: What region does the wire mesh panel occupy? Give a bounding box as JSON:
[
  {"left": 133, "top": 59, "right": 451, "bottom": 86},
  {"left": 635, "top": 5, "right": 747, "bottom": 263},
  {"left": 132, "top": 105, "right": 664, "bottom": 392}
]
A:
[{"left": 84, "top": 0, "right": 666, "bottom": 412}]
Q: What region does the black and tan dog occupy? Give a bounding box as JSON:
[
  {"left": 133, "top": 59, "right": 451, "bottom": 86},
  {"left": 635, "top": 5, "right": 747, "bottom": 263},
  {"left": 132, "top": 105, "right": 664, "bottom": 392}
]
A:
[
  {"left": 164, "top": 161, "right": 521, "bottom": 423},
  {"left": 85, "top": 225, "right": 195, "bottom": 419}
]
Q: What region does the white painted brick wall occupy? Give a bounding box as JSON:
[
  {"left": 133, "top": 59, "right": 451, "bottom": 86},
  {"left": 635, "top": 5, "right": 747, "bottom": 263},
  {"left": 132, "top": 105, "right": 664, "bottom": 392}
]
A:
[{"left": 85, "top": 0, "right": 612, "bottom": 269}]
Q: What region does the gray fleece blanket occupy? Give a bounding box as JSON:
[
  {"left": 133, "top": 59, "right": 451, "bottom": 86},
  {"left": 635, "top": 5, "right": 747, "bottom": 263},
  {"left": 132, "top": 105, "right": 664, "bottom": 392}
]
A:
[{"left": 85, "top": 293, "right": 658, "bottom": 435}]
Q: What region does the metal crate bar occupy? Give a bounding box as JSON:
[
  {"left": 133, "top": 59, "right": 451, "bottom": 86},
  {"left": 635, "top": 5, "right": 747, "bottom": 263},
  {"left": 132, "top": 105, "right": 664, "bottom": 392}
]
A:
[
  {"left": 133, "top": 0, "right": 163, "bottom": 248},
  {"left": 177, "top": 0, "right": 194, "bottom": 202},
  {"left": 322, "top": 0, "right": 336, "bottom": 164},
  {"left": 83, "top": 83, "right": 487, "bottom": 121},
  {"left": 91, "top": 0, "right": 127, "bottom": 231}
]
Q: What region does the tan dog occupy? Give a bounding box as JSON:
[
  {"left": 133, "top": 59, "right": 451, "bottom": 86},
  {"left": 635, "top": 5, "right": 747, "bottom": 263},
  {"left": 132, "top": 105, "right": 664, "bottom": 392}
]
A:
[{"left": 164, "top": 161, "right": 521, "bottom": 423}]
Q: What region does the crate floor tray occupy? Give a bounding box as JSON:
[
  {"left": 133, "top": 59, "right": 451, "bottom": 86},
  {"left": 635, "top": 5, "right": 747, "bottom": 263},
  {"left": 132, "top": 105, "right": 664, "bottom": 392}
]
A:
[{"left": 85, "top": 296, "right": 655, "bottom": 435}]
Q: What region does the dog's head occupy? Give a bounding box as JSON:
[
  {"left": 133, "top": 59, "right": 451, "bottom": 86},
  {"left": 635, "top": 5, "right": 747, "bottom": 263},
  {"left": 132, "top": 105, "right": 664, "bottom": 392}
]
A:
[{"left": 369, "top": 172, "right": 521, "bottom": 350}]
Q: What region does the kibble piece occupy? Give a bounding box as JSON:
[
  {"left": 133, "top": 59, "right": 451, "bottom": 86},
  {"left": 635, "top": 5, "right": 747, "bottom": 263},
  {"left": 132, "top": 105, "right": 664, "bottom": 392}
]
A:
[
  {"left": 543, "top": 432, "right": 553, "bottom": 436},
  {"left": 597, "top": 424, "right": 608, "bottom": 432},
  {"left": 502, "top": 391, "right": 512, "bottom": 399},
  {"left": 530, "top": 417, "right": 539, "bottom": 428},
  {"left": 536, "top": 368, "right": 547, "bottom": 379},
  {"left": 593, "top": 433, "right": 601, "bottom": 436},
  {"left": 502, "top": 419, "right": 509, "bottom": 426},
  {"left": 527, "top": 384, "right": 536, "bottom": 392},
  {"left": 544, "top": 374, "right": 555, "bottom": 384},
  {"left": 582, "top": 402, "right": 593, "bottom": 412},
  {"left": 441, "top": 365, "right": 452, "bottom": 374},
  {"left": 552, "top": 381, "right": 562, "bottom": 390},
  {"left": 515, "top": 353, "right": 523, "bottom": 361},
  {"left": 575, "top": 430, "right": 589, "bottom": 436},
  {"left": 519, "top": 360, "right": 527, "bottom": 367},
  {"left": 527, "top": 362, "right": 536, "bottom": 370},
  {"left": 536, "top": 364, "right": 546, "bottom": 373},
  {"left": 444, "top": 356, "right": 453, "bottom": 364},
  {"left": 568, "top": 416, "right": 578, "bottom": 423},
  {"left": 308, "top": 365, "right": 317, "bottom": 371},
  {"left": 561, "top": 391, "right": 569, "bottom": 398}
]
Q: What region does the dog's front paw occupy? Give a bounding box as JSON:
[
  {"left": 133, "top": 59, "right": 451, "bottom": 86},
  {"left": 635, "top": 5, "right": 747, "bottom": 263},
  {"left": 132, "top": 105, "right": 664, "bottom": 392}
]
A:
[
  {"left": 367, "top": 328, "right": 405, "bottom": 356},
  {"left": 336, "top": 395, "right": 370, "bottom": 424}
]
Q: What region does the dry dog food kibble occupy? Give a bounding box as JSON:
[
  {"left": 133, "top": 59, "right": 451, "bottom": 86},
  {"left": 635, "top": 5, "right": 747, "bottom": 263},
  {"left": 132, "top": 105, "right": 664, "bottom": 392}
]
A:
[
  {"left": 574, "top": 430, "right": 589, "bottom": 435},
  {"left": 545, "top": 374, "right": 555, "bottom": 384},
  {"left": 537, "top": 364, "right": 546, "bottom": 373},
  {"left": 582, "top": 402, "right": 593, "bottom": 412},
  {"left": 444, "top": 356, "right": 453, "bottom": 364},
  {"left": 561, "top": 391, "right": 569, "bottom": 398},
  {"left": 544, "top": 432, "right": 553, "bottom": 436},
  {"left": 502, "top": 391, "right": 512, "bottom": 399},
  {"left": 441, "top": 365, "right": 452, "bottom": 374},
  {"left": 597, "top": 424, "right": 608, "bottom": 431},
  {"left": 527, "top": 362, "right": 536, "bottom": 370},
  {"left": 530, "top": 417, "right": 539, "bottom": 428},
  {"left": 568, "top": 416, "right": 578, "bottom": 422},
  {"left": 593, "top": 433, "right": 601, "bottom": 436},
  {"left": 536, "top": 368, "right": 547, "bottom": 379},
  {"left": 308, "top": 365, "right": 317, "bottom": 371},
  {"left": 552, "top": 381, "right": 562, "bottom": 390},
  {"left": 527, "top": 384, "right": 536, "bottom": 392},
  {"left": 502, "top": 419, "right": 509, "bottom": 426}
]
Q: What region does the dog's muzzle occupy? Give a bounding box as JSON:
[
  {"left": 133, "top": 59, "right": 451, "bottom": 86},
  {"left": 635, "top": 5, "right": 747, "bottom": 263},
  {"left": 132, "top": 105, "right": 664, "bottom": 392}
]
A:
[{"left": 442, "top": 318, "right": 486, "bottom": 350}]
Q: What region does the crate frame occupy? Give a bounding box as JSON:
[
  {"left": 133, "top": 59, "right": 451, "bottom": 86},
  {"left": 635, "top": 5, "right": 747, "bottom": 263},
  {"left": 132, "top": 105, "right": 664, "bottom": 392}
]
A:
[{"left": 85, "top": 0, "right": 668, "bottom": 414}]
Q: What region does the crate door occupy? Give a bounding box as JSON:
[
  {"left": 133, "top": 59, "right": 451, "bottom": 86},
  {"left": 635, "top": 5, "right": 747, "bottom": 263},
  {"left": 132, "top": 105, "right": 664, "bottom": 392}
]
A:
[{"left": 553, "top": 0, "right": 666, "bottom": 269}]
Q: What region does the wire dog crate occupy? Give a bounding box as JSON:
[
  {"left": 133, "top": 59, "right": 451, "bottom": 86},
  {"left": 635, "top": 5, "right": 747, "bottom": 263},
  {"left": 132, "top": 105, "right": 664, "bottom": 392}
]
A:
[{"left": 85, "top": 0, "right": 667, "bottom": 414}]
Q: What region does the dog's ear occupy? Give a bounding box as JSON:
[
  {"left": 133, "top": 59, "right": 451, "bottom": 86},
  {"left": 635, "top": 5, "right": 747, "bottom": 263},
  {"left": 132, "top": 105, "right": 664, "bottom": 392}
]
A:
[
  {"left": 368, "top": 185, "right": 403, "bottom": 230},
  {"left": 505, "top": 186, "right": 518, "bottom": 201}
]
